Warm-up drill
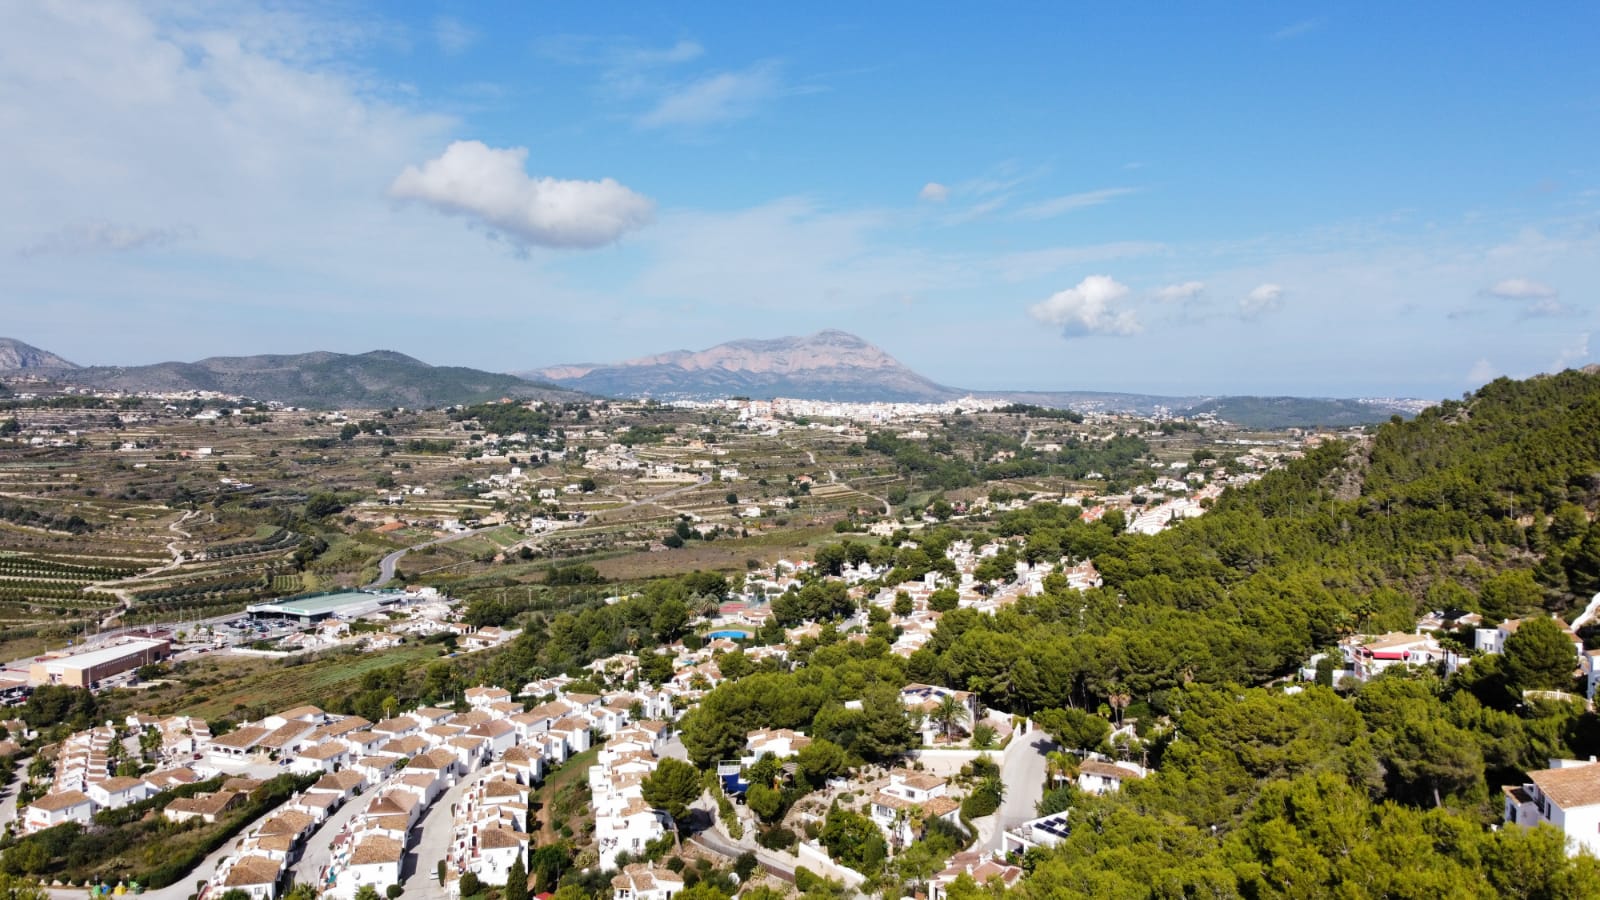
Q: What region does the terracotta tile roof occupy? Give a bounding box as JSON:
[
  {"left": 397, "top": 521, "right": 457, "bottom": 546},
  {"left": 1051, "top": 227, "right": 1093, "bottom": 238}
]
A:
[
  {"left": 223, "top": 855, "right": 281, "bottom": 886},
  {"left": 298, "top": 742, "right": 347, "bottom": 760},
  {"left": 350, "top": 834, "right": 406, "bottom": 866},
  {"left": 478, "top": 824, "right": 528, "bottom": 849},
  {"left": 894, "top": 771, "right": 947, "bottom": 792},
  {"left": 30, "top": 790, "right": 92, "bottom": 811},
  {"left": 408, "top": 748, "right": 458, "bottom": 770},
  {"left": 1529, "top": 764, "right": 1600, "bottom": 809},
  {"left": 311, "top": 771, "right": 365, "bottom": 793},
  {"left": 381, "top": 735, "right": 429, "bottom": 756},
  {"left": 211, "top": 725, "right": 269, "bottom": 749},
  {"left": 259, "top": 809, "right": 314, "bottom": 837},
  {"left": 165, "top": 791, "right": 239, "bottom": 817},
  {"left": 258, "top": 722, "right": 314, "bottom": 750},
  {"left": 97, "top": 776, "right": 147, "bottom": 794}
]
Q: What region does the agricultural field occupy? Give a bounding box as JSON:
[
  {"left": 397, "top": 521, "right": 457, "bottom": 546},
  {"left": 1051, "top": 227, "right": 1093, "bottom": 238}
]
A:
[{"left": 0, "top": 389, "right": 1232, "bottom": 666}]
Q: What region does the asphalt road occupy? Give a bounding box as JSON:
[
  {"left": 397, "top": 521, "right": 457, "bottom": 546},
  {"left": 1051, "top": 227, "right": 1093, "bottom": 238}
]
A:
[
  {"left": 289, "top": 787, "right": 370, "bottom": 891},
  {"left": 595, "top": 476, "right": 711, "bottom": 521},
  {"left": 367, "top": 525, "right": 502, "bottom": 589},
  {"left": 983, "top": 727, "right": 1054, "bottom": 854},
  {"left": 0, "top": 757, "right": 28, "bottom": 830},
  {"left": 405, "top": 767, "right": 484, "bottom": 899}
]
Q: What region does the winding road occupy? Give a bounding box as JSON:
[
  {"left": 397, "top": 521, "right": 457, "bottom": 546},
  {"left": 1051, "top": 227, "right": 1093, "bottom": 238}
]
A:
[
  {"left": 366, "top": 525, "right": 502, "bottom": 589},
  {"left": 594, "top": 476, "right": 711, "bottom": 521}
]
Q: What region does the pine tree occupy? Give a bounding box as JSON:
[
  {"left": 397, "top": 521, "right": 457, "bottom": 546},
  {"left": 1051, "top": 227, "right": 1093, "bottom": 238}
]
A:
[{"left": 505, "top": 857, "right": 529, "bottom": 900}]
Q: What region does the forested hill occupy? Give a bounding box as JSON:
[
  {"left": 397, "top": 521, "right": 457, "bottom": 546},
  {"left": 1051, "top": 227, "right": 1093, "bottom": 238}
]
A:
[{"left": 657, "top": 368, "right": 1600, "bottom": 896}]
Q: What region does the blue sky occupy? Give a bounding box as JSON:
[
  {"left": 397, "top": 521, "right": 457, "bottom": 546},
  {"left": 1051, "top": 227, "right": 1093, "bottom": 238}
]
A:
[{"left": 2, "top": 1, "right": 1596, "bottom": 398}]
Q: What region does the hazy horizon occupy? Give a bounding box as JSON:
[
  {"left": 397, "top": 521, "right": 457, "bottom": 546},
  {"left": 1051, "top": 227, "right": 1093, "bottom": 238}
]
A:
[{"left": 3, "top": 2, "right": 1596, "bottom": 398}]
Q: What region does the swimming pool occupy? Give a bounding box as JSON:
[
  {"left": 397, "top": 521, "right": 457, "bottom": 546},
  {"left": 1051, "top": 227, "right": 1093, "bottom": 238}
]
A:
[{"left": 707, "top": 629, "right": 750, "bottom": 640}]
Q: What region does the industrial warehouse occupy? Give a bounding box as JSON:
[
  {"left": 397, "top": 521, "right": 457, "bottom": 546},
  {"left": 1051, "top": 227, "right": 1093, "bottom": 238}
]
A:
[
  {"left": 27, "top": 638, "right": 171, "bottom": 688},
  {"left": 244, "top": 589, "right": 408, "bottom": 625}
]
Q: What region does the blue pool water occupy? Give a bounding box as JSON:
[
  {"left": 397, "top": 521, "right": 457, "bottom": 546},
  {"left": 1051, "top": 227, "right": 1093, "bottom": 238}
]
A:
[{"left": 707, "top": 629, "right": 750, "bottom": 640}]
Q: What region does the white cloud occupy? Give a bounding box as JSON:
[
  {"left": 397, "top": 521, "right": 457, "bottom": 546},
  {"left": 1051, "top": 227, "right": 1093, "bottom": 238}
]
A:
[
  {"left": 389, "top": 141, "right": 655, "bottom": 249},
  {"left": 919, "top": 182, "right": 949, "bottom": 203},
  {"left": 19, "top": 222, "right": 193, "bottom": 258},
  {"left": 433, "top": 16, "right": 475, "bottom": 55},
  {"left": 1487, "top": 277, "right": 1557, "bottom": 299},
  {"left": 1485, "top": 277, "right": 1567, "bottom": 316},
  {"left": 637, "top": 63, "right": 782, "bottom": 128},
  {"left": 1154, "top": 280, "right": 1205, "bottom": 302},
  {"left": 1016, "top": 187, "right": 1137, "bottom": 220},
  {"left": 1028, "top": 275, "right": 1142, "bottom": 337},
  {"left": 1240, "top": 283, "right": 1284, "bottom": 318},
  {"left": 1466, "top": 358, "right": 1498, "bottom": 384},
  {"left": 1551, "top": 333, "right": 1591, "bottom": 371}
]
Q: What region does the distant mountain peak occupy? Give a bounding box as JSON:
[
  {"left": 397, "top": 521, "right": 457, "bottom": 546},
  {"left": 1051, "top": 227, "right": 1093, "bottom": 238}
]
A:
[
  {"left": 524, "top": 329, "right": 956, "bottom": 402},
  {"left": 0, "top": 337, "right": 78, "bottom": 370},
  {"left": 13, "top": 345, "right": 585, "bottom": 409}
]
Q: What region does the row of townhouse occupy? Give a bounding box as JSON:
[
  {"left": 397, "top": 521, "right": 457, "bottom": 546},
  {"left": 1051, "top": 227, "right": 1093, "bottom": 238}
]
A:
[
  {"left": 208, "top": 780, "right": 347, "bottom": 900},
  {"left": 591, "top": 723, "right": 674, "bottom": 871},
  {"left": 442, "top": 762, "right": 533, "bottom": 896},
  {"left": 23, "top": 718, "right": 211, "bottom": 834},
  {"left": 321, "top": 749, "right": 461, "bottom": 900}
]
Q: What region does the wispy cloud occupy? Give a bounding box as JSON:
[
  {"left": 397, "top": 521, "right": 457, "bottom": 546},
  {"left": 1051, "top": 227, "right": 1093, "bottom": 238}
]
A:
[
  {"left": 919, "top": 182, "right": 949, "bottom": 203},
  {"left": 535, "top": 35, "right": 703, "bottom": 68},
  {"left": 1029, "top": 275, "right": 1142, "bottom": 337},
  {"left": 1486, "top": 277, "right": 1556, "bottom": 300},
  {"left": 1240, "top": 282, "right": 1285, "bottom": 318},
  {"left": 389, "top": 141, "right": 654, "bottom": 249},
  {"left": 637, "top": 62, "right": 784, "bottom": 129},
  {"left": 1551, "top": 333, "right": 1590, "bottom": 371},
  {"left": 1015, "top": 187, "right": 1137, "bottom": 220},
  {"left": 1270, "top": 18, "right": 1326, "bottom": 41},
  {"left": 433, "top": 16, "right": 476, "bottom": 55},
  {"left": 1154, "top": 281, "right": 1205, "bottom": 302},
  {"left": 1484, "top": 277, "right": 1568, "bottom": 316},
  {"left": 19, "top": 222, "right": 194, "bottom": 258}
]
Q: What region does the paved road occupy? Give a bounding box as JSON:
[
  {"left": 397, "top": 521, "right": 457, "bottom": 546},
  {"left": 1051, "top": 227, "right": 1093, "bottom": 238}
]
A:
[
  {"left": 982, "top": 727, "right": 1053, "bottom": 854},
  {"left": 289, "top": 789, "right": 369, "bottom": 891},
  {"left": 0, "top": 756, "right": 28, "bottom": 830},
  {"left": 595, "top": 477, "right": 711, "bottom": 522},
  {"left": 367, "top": 526, "right": 501, "bottom": 589},
  {"left": 405, "top": 769, "right": 484, "bottom": 900}
]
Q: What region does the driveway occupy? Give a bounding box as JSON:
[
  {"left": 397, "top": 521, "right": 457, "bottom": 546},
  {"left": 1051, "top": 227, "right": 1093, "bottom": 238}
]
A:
[{"left": 982, "top": 726, "right": 1053, "bottom": 854}]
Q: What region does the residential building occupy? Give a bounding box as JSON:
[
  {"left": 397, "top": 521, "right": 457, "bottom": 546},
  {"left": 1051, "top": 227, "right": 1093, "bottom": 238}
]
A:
[{"left": 1504, "top": 758, "right": 1600, "bottom": 857}]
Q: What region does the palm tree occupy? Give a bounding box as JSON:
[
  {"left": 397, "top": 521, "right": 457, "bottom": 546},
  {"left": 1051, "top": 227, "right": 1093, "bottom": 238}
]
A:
[
  {"left": 1108, "top": 691, "right": 1131, "bottom": 727},
  {"left": 932, "top": 694, "right": 970, "bottom": 741},
  {"left": 1045, "top": 750, "right": 1078, "bottom": 786}
]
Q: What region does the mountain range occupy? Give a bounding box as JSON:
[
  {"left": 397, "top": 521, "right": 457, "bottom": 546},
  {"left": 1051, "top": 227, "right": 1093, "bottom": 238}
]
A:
[
  {"left": 0, "top": 333, "right": 1430, "bottom": 426},
  {"left": 0, "top": 338, "right": 579, "bottom": 409}
]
